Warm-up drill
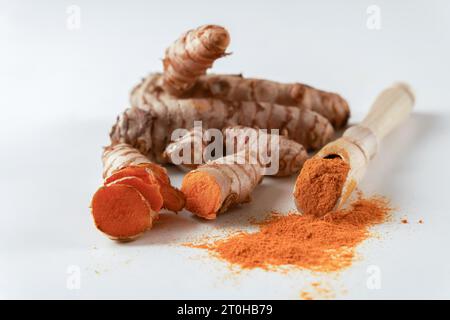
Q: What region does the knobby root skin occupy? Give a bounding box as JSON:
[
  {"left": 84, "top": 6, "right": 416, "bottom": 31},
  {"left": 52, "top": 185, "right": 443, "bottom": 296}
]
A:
[
  {"left": 163, "top": 25, "right": 230, "bottom": 96},
  {"left": 164, "top": 126, "right": 308, "bottom": 177},
  {"left": 181, "top": 151, "right": 264, "bottom": 219},
  {"left": 163, "top": 127, "right": 207, "bottom": 171},
  {"left": 91, "top": 184, "right": 153, "bottom": 241},
  {"left": 186, "top": 74, "right": 350, "bottom": 128},
  {"left": 114, "top": 73, "right": 333, "bottom": 163}
]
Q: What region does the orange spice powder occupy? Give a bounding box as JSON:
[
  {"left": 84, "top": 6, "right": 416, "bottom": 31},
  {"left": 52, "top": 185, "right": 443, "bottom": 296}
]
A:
[
  {"left": 192, "top": 196, "right": 391, "bottom": 272},
  {"left": 294, "top": 157, "right": 350, "bottom": 217}
]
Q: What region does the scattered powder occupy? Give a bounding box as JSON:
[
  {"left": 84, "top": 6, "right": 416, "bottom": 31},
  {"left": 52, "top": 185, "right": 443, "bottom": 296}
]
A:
[
  {"left": 188, "top": 196, "right": 392, "bottom": 273},
  {"left": 300, "top": 291, "right": 314, "bottom": 300},
  {"left": 299, "top": 282, "right": 336, "bottom": 300},
  {"left": 294, "top": 157, "right": 350, "bottom": 217}
]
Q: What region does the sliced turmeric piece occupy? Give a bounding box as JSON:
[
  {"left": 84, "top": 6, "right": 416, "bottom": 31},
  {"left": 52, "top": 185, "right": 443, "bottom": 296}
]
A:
[
  {"left": 102, "top": 144, "right": 186, "bottom": 212},
  {"left": 158, "top": 184, "right": 186, "bottom": 213},
  {"left": 106, "top": 176, "right": 163, "bottom": 213},
  {"left": 104, "top": 166, "right": 158, "bottom": 185},
  {"left": 181, "top": 151, "right": 264, "bottom": 219},
  {"left": 91, "top": 184, "right": 153, "bottom": 241},
  {"left": 181, "top": 171, "right": 223, "bottom": 219}
]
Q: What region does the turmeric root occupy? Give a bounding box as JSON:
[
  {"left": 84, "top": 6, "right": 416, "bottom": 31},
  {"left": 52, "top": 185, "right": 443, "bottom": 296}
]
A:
[
  {"left": 163, "top": 126, "right": 208, "bottom": 171},
  {"left": 116, "top": 73, "right": 334, "bottom": 163},
  {"left": 224, "top": 126, "right": 308, "bottom": 177},
  {"left": 179, "top": 126, "right": 307, "bottom": 218},
  {"left": 92, "top": 24, "right": 351, "bottom": 235},
  {"left": 163, "top": 25, "right": 230, "bottom": 96},
  {"left": 181, "top": 150, "right": 264, "bottom": 219},
  {"left": 102, "top": 143, "right": 185, "bottom": 212},
  {"left": 164, "top": 126, "right": 308, "bottom": 177},
  {"left": 186, "top": 74, "right": 350, "bottom": 128},
  {"left": 91, "top": 184, "right": 154, "bottom": 241}
]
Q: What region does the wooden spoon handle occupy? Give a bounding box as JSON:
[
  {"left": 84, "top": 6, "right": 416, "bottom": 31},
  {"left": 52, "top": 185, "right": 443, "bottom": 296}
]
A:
[
  {"left": 360, "top": 82, "right": 415, "bottom": 141},
  {"left": 342, "top": 83, "right": 415, "bottom": 160}
]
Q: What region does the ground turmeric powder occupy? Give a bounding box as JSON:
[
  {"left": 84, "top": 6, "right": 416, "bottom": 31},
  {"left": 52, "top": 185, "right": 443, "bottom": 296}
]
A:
[
  {"left": 189, "top": 196, "right": 391, "bottom": 272},
  {"left": 294, "top": 157, "right": 350, "bottom": 217}
]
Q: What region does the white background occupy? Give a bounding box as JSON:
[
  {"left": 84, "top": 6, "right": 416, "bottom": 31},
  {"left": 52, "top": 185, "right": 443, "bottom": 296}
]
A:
[{"left": 1, "top": 0, "right": 450, "bottom": 299}]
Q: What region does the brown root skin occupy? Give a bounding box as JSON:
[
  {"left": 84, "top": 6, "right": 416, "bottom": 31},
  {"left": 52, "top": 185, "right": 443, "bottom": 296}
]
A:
[
  {"left": 118, "top": 73, "right": 334, "bottom": 162},
  {"left": 181, "top": 171, "right": 222, "bottom": 219},
  {"left": 163, "top": 25, "right": 230, "bottom": 96},
  {"left": 187, "top": 74, "right": 350, "bottom": 128},
  {"left": 181, "top": 151, "right": 264, "bottom": 218},
  {"left": 91, "top": 184, "right": 153, "bottom": 241},
  {"left": 163, "top": 126, "right": 309, "bottom": 177},
  {"left": 106, "top": 176, "right": 163, "bottom": 213}
]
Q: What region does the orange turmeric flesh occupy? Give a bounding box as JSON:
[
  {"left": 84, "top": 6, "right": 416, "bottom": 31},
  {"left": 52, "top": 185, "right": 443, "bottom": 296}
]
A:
[
  {"left": 105, "top": 165, "right": 185, "bottom": 212},
  {"left": 105, "top": 166, "right": 158, "bottom": 185},
  {"left": 140, "top": 163, "right": 170, "bottom": 184},
  {"left": 159, "top": 185, "right": 186, "bottom": 212},
  {"left": 107, "top": 176, "right": 163, "bottom": 212},
  {"left": 140, "top": 164, "right": 186, "bottom": 211},
  {"left": 181, "top": 171, "right": 222, "bottom": 219},
  {"left": 91, "top": 184, "right": 152, "bottom": 240}
]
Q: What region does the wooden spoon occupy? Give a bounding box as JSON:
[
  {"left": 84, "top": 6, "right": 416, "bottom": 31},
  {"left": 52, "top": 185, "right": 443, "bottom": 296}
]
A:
[{"left": 299, "top": 83, "right": 415, "bottom": 211}]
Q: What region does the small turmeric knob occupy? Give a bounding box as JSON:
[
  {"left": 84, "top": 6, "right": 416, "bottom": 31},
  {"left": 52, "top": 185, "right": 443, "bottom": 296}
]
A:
[{"left": 163, "top": 24, "right": 230, "bottom": 96}]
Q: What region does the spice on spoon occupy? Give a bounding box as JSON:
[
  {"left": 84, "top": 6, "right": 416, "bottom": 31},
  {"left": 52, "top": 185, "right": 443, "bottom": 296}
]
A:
[{"left": 294, "top": 157, "right": 350, "bottom": 217}]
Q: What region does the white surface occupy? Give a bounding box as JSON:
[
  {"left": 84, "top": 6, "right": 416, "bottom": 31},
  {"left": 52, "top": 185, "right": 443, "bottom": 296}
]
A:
[{"left": 1, "top": 0, "right": 450, "bottom": 299}]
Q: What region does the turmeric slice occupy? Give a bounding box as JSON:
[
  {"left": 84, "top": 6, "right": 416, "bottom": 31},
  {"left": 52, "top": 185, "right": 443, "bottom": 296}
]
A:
[
  {"left": 107, "top": 176, "right": 163, "bottom": 213},
  {"left": 91, "top": 184, "right": 153, "bottom": 241},
  {"left": 138, "top": 164, "right": 186, "bottom": 212},
  {"left": 104, "top": 166, "right": 159, "bottom": 185},
  {"left": 102, "top": 144, "right": 185, "bottom": 212}
]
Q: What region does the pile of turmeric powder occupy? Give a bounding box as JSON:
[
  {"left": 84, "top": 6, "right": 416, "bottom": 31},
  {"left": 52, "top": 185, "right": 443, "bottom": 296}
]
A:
[
  {"left": 189, "top": 155, "right": 391, "bottom": 272},
  {"left": 190, "top": 196, "right": 391, "bottom": 272}
]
